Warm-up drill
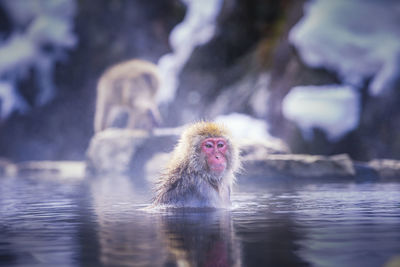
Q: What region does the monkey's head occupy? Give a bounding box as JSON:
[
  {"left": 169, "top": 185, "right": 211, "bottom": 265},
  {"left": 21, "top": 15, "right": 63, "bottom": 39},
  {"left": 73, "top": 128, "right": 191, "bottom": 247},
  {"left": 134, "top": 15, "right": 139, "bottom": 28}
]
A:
[{"left": 172, "top": 122, "right": 240, "bottom": 185}]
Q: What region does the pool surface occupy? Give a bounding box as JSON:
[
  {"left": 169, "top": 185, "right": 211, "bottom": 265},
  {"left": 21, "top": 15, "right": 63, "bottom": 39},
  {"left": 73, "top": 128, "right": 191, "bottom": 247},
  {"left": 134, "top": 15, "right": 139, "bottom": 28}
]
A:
[{"left": 0, "top": 176, "right": 399, "bottom": 266}]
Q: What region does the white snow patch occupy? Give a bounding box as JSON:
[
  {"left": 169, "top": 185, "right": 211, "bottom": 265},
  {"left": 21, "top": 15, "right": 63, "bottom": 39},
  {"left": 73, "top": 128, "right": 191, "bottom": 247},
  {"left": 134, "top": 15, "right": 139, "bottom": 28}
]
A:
[
  {"left": 0, "top": 81, "right": 28, "bottom": 119},
  {"left": 214, "top": 113, "right": 272, "bottom": 141},
  {"left": 0, "top": 0, "right": 77, "bottom": 119},
  {"left": 282, "top": 85, "right": 360, "bottom": 141},
  {"left": 289, "top": 0, "right": 400, "bottom": 95}
]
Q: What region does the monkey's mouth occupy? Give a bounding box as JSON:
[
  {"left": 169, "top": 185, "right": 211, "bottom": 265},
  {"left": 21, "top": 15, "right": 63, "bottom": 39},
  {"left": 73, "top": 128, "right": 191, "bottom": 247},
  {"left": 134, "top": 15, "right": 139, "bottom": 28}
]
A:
[
  {"left": 207, "top": 154, "right": 227, "bottom": 174},
  {"left": 209, "top": 163, "right": 226, "bottom": 173}
]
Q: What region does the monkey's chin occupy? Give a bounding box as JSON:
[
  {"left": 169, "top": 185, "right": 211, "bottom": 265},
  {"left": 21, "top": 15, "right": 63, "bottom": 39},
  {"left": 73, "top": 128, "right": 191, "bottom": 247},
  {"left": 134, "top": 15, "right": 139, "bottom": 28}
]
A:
[
  {"left": 209, "top": 163, "right": 226, "bottom": 173},
  {"left": 206, "top": 170, "right": 225, "bottom": 188}
]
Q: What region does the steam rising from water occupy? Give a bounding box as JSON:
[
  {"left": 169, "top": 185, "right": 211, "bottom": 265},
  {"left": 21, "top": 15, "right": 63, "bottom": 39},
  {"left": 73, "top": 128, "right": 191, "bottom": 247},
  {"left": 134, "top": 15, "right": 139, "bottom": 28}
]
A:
[{"left": 156, "top": 0, "right": 223, "bottom": 104}]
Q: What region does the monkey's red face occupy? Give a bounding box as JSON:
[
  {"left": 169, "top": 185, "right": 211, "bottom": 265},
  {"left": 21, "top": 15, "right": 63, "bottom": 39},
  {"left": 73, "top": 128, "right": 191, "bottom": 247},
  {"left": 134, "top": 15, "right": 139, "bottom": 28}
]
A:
[{"left": 201, "top": 137, "right": 228, "bottom": 175}]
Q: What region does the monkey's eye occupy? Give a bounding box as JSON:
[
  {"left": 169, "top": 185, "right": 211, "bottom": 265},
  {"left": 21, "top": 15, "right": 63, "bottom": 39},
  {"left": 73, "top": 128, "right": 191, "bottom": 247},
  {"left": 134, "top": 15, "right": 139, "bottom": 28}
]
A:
[
  {"left": 217, "top": 142, "right": 224, "bottom": 148},
  {"left": 205, "top": 143, "right": 213, "bottom": 148}
]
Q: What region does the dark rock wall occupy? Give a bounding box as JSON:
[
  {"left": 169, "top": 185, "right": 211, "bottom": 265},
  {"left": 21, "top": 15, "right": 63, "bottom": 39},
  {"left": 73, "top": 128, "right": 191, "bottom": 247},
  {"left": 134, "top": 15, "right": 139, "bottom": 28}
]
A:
[
  {"left": 165, "top": 0, "right": 400, "bottom": 161},
  {"left": 165, "top": 0, "right": 293, "bottom": 125},
  {"left": 0, "top": 0, "right": 399, "bottom": 162}
]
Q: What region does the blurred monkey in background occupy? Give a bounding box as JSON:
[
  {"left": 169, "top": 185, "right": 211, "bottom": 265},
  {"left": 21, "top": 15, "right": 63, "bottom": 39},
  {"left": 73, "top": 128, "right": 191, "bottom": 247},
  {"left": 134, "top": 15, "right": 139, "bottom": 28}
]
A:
[{"left": 94, "top": 59, "right": 161, "bottom": 133}]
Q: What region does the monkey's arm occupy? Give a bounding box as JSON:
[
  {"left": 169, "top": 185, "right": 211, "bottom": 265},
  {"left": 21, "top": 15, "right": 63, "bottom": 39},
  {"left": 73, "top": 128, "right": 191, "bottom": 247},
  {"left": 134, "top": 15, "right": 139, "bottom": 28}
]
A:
[
  {"left": 153, "top": 167, "right": 198, "bottom": 206},
  {"left": 94, "top": 84, "right": 113, "bottom": 132},
  {"left": 94, "top": 90, "right": 105, "bottom": 132},
  {"left": 154, "top": 174, "right": 180, "bottom": 205}
]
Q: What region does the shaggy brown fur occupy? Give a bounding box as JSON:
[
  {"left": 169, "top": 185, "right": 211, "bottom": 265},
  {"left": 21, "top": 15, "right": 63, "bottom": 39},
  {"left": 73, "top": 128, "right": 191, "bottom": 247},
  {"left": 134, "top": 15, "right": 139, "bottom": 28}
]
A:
[{"left": 153, "top": 121, "right": 240, "bottom": 208}]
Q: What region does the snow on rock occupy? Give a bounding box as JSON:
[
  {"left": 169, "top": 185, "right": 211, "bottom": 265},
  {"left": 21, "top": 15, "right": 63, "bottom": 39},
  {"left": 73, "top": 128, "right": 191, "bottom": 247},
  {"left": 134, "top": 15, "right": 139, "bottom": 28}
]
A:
[
  {"left": 289, "top": 0, "right": 400, "bottom": 95},
  {"left": 215, "top": 113, "right": 290, "bottom": 155},
  {"left": 0, "top": 0, "right": 77, "bottom": 119},
  {"left": 282, "top": 85, "right": 360, "bottom": 141},
  {"left": 215, "top": 113, "right": 271, "bottom": 141},
  {"left": 0, "top": 81, "right": 28, "bottom": 119},
  {"left": 156, "top": 0, "right": 223, "bottom": 104}
]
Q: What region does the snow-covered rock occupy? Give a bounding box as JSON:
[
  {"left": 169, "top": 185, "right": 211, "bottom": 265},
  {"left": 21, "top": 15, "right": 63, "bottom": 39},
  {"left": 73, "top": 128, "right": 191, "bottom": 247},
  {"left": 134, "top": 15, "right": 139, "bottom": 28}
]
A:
[
  {"left": 242, "top": 153, "right": 356, "bottom": 179},
  {"left": 289, "top": 0, "right": 400, "bottom": 95},
  {"left": 368, "top": 159, "right": 400, "bottom": 181},
  {"left": 215, "top": 113, "right": 271, "bottom": 141},
  {"left": 282, "top": 85, "right": 360, "bottom": 141},
  {"left": 215, "top": 113, "right": 290, "bottom": 155},
  {"left": 0, "top": 158, "right": 16, "bottom": 177},
  {"left": 17, "top": 161, "right": 85, "bottom": 180},
  {"left": 0, "top": 0, "right": 77, "bottom": 119},
  {"left": 86, "top": 129, "right": 149, "bottom": 175},
  {"left": 86, "top": 128, "right": 179, "bottom": 176}
]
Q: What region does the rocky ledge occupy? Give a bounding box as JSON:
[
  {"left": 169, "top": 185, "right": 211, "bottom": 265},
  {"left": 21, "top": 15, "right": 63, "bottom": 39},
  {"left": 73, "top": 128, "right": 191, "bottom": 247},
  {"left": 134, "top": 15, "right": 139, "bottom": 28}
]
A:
[
  {"left": 0, "top": 158, "right": 17, "bottom": 177},
  {"left": 1, "top": 130, "right": 399, "bottom": 182},
  {"left": 242, "top": 153, "right": 356, "bottom": 180},
  {"left": 84, "top": 130, "right": 399, "bottom": 182},
  {"left": 0, "top": 159, "right": 85, "bottom": 181},
  {"left": 367, "top": 159, "right": 400, "bottom": 181},
  {"left": 17, "top": 161, "right": 86, "bottom": 180},
  {"left": 85, "top": 128, "right": 180, "bottom": 177}
]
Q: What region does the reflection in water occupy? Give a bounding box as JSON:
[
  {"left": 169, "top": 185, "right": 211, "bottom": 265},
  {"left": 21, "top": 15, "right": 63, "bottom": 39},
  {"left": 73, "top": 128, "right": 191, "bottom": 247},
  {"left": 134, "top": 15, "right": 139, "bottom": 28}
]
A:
[
  {"left": 232, "top": 187, "right": 309, "bottom": 266},
  {"left": 89, "top": 175, "right": 241, "bottom": 266},
  {"left": 0, "top": 176, "right": 399, "bottom": 266},
  {"left": 294, "top": 183, "right": 400, "bottom": 267},
  {"left": 159, "top": 211, "right": 241, "bottom": 267},
  {"left": 89, "top": 175, "right": 166, "bottom": 266}
]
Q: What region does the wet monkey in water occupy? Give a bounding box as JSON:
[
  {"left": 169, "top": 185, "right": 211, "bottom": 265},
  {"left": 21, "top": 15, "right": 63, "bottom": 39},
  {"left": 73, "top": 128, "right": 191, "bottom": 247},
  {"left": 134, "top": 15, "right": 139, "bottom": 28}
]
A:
[
  {"left": 94, "top": 59, "right": 161, "bottom": 133},
  {"left": 153, "top": 121, "right": 241, "bottom": 208}
]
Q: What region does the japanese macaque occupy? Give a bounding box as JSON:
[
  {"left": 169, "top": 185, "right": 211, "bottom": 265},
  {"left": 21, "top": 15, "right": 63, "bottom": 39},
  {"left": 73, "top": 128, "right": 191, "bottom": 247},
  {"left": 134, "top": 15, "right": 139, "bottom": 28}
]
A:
[
  {"left": 153, "top": 121, "right": 240, "bottom": 208},
  {"left": 94, "top": 59, "right": 161, "bottom": 133}
]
